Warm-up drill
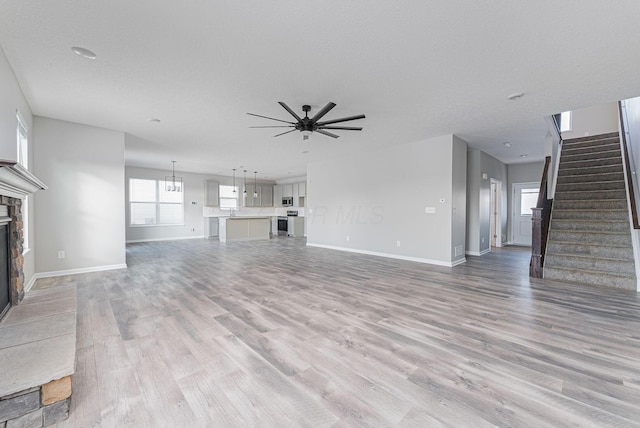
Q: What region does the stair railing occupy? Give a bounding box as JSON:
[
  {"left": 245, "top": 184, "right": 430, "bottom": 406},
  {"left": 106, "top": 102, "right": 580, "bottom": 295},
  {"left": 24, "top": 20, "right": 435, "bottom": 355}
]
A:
[
  {"left": 530, "top": 156, "right": 553, "bottom": 278},
  {"left": 618, "top": 100, "right": 640, "bottom": 229}
]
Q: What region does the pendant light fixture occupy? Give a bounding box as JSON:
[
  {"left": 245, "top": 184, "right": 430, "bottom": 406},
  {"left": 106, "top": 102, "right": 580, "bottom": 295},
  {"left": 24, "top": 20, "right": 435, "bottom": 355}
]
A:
[
  {"left": 253, "top": 171, "right": 258, "bottom": 198},
  {"left": 243, "top": 170, "right": 247, "bottom": 197},
  {"left": 232, "top": 168, "right": 236, "bottom": 193},
  {"left": 165, "top": 161, "right": 182, "bottom": 192}
]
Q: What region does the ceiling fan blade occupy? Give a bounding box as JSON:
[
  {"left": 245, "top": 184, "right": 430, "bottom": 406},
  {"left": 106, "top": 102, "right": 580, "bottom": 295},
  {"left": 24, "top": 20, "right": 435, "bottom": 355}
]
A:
[
  {"left": 250, "top": 126, "right": 295, "bottom": 128},
  {"left": 317, "top": 125, "right": 363, "bottom": 131},
  {"left": 273, "top": 129, "right": 298, "bottom": 137},
  {"left": 247, "top": 112, "right": 294, "bottom": 124},
  {"left": 310, "top": 102, "right": 336, "bottom": 123},
  {"left": 317, "top": 114, "right": 366, "bottom": 126},
  {"left": 315, "top": 129, "right": 339, "bottom": 138},
  {"left": 278, "top": 102, "right": 303, "bottom": 122}
]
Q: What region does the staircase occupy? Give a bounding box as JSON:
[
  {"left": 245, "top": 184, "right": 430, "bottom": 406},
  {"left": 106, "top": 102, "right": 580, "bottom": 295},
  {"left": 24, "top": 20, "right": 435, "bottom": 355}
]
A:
[{"left": 544, "top": 132, "right": 637, "bottom": 290}]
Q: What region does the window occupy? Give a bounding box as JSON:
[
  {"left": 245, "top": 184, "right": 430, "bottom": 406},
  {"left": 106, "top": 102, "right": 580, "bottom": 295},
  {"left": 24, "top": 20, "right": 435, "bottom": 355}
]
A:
[
  {"left": 560, "top": 111, "right": 572, "bottom": 132},
  {"left": 129, "top": 178, "right": 184, "bottom": 226},
  {"left": 16, "top": 112, "right": 29, "bottom": 251},
  {"left": 219, "top": 185, "right": 238, "bottom": 209},
  {"left": 520, "top": 188, "right": 539, "bottom": 216}
]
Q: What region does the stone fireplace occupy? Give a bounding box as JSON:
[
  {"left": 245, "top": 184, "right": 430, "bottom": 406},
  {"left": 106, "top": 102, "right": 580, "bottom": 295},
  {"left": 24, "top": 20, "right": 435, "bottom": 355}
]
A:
[{"left": 0, "top": 161, "right": 46, "bottom": 319}]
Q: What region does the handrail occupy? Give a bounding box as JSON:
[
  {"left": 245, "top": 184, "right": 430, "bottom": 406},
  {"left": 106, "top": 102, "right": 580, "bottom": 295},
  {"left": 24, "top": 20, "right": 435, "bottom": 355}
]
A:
[
  {"left": 618, "top": 101, "right": 640, "bottom": 229},
  {"left": 530, "top": 156, "right": 553, "bottom": 278}
]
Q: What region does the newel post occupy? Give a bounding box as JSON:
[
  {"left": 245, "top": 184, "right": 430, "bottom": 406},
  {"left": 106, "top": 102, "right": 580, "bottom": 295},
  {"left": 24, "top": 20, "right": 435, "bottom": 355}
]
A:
[{"left": 530, "top": 207, "right": 543, "bottom": 278}]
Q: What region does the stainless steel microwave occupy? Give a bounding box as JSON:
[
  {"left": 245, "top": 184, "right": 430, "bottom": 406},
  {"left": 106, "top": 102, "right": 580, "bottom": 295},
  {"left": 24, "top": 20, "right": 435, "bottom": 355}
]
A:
[{"left": 282, "top": 197, "right": 293, "bottom": 207}]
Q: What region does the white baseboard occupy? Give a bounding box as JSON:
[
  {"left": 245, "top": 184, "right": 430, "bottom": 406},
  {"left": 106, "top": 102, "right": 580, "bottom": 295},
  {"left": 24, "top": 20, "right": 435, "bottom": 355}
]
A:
[
  {"left": 307, "top": 243, "right": 466, "bottom": 267},
  {"left": 24, "top": 274, "right": 38, "bottom": 294},
  {"left": 466, "top": 248, "right": 491, "bottom": 256},
  {"left": 33, "top": 263, "right": 128, "bottom": 280},
  {"left": 126, "top": 235, "right": 204, "bottom": 244}
]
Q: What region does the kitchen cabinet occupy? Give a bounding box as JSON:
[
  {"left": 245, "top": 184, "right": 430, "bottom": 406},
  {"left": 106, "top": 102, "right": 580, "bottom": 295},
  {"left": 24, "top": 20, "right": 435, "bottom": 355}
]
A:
[
  {"left": 244, "top": 184, "right": 273, "bottom": 207},
  {"left": 282, "top": 184, "right": 293, "bottom": 197},
  {"left": 244, "top": 184, "right": 256, "bottom": 207},
  {"left": 261, "top": 185, "right": 273, "bottom": 207},
  {"left": 298, "top": 182, "right": 306, "bottom": 197},
  {"left": 274, "top": 185, "right": 283, "bottom": 207},
  {"left": 205, "top": 180, "right": 219, "bottom": 206},
  {"left": 292, "top": 183, "right": 299, "bottom": 202},
  {"left": 288, "top": 217, "right": 305, "bottom": 237},
  {"left": 205, "top": 217, "right": 219, "bottom": 238}
]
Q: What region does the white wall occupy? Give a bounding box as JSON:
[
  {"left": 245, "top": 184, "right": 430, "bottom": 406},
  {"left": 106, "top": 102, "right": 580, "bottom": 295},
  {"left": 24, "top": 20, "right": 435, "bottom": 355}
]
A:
[
  {"left": 33, "top": 117, "right": 126, "bottom": 274},
  {"left": 561, "top": 102, "right": 619, "bottom": 140},
  {"left": 0, "top": 45, "right": 37, "bottom": 288},
  {"left": 307, "top": 134, "right": 466, "bottom": 266},
  {"left": 466, "top": 149, "right": 508, "bottom": 254}
]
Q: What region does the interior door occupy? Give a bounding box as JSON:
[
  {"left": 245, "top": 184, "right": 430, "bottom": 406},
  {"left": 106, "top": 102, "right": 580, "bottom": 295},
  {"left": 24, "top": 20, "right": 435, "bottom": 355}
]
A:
[{"left": 512, "top": 182, "right": 539, "bottom": 246}]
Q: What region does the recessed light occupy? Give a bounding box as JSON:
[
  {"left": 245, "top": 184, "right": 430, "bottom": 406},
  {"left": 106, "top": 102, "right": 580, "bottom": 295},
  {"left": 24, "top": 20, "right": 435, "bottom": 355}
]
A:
[
  {"left": 503, "top": 142, "right": 511, "bottom": 148},
  {"left": 148, "top": 118, "right": 161, "bottom": 123},
  {"left": 520, "top": 154, "right": 528, "bottom": 158},
  {"left": 71, "top": 46, "right": 97, "bottom": 60},
  {"left": 507, "top": 92, "right": 524, "bottom": 100}
]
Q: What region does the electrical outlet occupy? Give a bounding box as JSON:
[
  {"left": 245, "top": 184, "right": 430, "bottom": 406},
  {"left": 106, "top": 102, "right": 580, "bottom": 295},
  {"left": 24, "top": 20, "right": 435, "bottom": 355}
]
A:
[
  {"left": 346, "top": 235, "right": 350, "bottom": 241},
  {"left": 396, "top": 241, "right": 401, "bottom": 247},
  {"left": 58, "top": 250, "right": 65, "bottom": 259}
]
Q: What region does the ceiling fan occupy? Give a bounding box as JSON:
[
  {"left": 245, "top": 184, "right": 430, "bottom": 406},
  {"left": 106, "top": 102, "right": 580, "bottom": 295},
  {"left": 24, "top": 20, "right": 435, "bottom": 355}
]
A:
[{"left": 248, "top": 102, "right": 365, "bottom": 140}]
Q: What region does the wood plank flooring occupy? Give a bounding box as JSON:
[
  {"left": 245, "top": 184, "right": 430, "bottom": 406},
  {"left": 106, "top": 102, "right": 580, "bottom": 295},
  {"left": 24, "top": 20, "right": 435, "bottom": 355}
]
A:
[{"left": 32, "top": 238, "right": 640, "bottom": 427}]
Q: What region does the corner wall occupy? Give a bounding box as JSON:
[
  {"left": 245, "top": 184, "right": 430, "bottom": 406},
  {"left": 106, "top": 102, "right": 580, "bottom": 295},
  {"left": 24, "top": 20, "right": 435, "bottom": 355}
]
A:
[
  {"left": 33, "top": 117, "right": 126, "bottom": 275},
  {"left": 466, "top": 149, "right": 508, "bottom": 255},
  {"left": 307, "top": 134, "right": 466, "bottom": 266},
  {"left": 0, "top": 45, "right": 36, "bottom": 289}
]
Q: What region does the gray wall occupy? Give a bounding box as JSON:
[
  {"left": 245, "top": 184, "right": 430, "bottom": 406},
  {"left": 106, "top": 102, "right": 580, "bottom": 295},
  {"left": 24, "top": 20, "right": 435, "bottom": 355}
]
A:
[
  {"left": 33, "top": 117, "right": 126, "bottom": 273},
  {"left": 507, "top": 161, "right": 544, "bottom": 243},
  {"left": 466, "top": 149, "right": 508, "bottom": 254},
  {"left": 307, "top": 134, "right": 465, "bottom": 266},
  {"left": 0, "top": 45, "right": 36, "bottom": 288}
]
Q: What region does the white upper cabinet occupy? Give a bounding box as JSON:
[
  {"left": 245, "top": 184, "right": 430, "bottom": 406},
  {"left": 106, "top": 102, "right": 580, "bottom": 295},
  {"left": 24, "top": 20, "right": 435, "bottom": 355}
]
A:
[
  {"left": 282, "top": 184, "right": 293, "bottom": 197},
  {"left": 298, "top": 182, "right": 306, "bottom": 197},
  {"left": 205, "top": 180, "right": 219, "bottom": 206}
]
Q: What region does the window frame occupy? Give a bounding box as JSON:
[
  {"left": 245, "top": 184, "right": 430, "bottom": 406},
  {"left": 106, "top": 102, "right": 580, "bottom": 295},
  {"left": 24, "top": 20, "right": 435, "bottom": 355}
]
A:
[
  {"left": 16, "top": 111, "right": 29, "bottom": 252},
  {"left": 129, "top": 178, "right": 185, "bottom": 227},
  {"left": 219, "top": 184, "right": 239, "bottom": 210},
  {"left": 560, "top": 111, "right": 572, "bottom": 133}
]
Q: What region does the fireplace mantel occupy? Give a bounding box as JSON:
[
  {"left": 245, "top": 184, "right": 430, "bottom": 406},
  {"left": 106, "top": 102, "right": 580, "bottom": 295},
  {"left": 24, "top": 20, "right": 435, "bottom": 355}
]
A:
[{"left": 0, "top": 160, "right": 47, "bottom": 198}]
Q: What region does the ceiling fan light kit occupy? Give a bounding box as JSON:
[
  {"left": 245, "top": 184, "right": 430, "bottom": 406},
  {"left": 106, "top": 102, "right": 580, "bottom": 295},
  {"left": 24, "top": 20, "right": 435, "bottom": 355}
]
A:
[{"left": 248, "top": 102, "right": 365, "bottom": 140}]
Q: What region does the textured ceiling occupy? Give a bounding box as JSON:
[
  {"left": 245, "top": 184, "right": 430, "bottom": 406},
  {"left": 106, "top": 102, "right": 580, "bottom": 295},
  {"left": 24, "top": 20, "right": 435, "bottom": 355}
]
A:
[{"left": 1, "top": 1, "right": 640, "bottom": 180}]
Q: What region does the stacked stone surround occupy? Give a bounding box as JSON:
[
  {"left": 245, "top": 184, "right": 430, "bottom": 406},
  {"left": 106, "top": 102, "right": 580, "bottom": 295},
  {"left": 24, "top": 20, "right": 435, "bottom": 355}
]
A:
[
  {"left": 0, "top": 377, "right": 70, "bottom": 427},
  {"left": 1, "top": 195, "right": 25, "bottom": 305}
]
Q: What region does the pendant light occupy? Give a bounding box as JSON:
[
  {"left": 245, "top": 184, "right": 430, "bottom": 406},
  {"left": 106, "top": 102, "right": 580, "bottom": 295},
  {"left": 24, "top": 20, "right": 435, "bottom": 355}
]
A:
[
  {"left": 253, "top": 171, "right": 258, "bottom": 197},
  {"left": 232, "top": 168, "right": 236, "bottom": 193},
  {"left": 165, "top": 161, "right": 182, "bottom": 192},
  {"left": 243, "top": 170, "right": 247, "bottom": 197}
]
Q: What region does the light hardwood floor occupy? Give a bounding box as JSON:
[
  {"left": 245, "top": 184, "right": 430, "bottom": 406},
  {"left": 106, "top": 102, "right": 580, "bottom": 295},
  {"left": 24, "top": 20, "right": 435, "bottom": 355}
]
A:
[{"left": 34, "top": 238, "right": 640, "bottom": 427}]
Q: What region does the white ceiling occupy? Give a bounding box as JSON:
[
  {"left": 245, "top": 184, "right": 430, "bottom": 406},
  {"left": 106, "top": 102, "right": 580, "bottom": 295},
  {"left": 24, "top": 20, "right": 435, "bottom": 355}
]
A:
[{"left": 2, "top": 1, "right": 640, "bottom": 180}]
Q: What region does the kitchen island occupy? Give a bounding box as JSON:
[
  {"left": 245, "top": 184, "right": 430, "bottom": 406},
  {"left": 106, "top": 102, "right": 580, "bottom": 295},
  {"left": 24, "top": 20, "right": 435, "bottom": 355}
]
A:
[{"left": 218, "top": 216, "right": 271, "bottom": 243}]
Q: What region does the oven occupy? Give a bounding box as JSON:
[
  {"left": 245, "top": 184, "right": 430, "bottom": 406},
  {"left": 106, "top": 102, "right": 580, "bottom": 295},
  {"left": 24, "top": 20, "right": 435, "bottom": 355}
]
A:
[{"left": 277, "top": 216, "right": 288, "bottom": 235}]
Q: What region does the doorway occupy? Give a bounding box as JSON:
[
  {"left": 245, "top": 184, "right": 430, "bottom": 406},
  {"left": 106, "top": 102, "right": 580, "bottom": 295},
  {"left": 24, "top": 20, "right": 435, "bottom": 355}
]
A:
[
  {"left": 512, "top": 182, "right": 540, "bottom": 246},
  {"left": 490, "top": 179, "right": 502, "bottom": 248}
]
